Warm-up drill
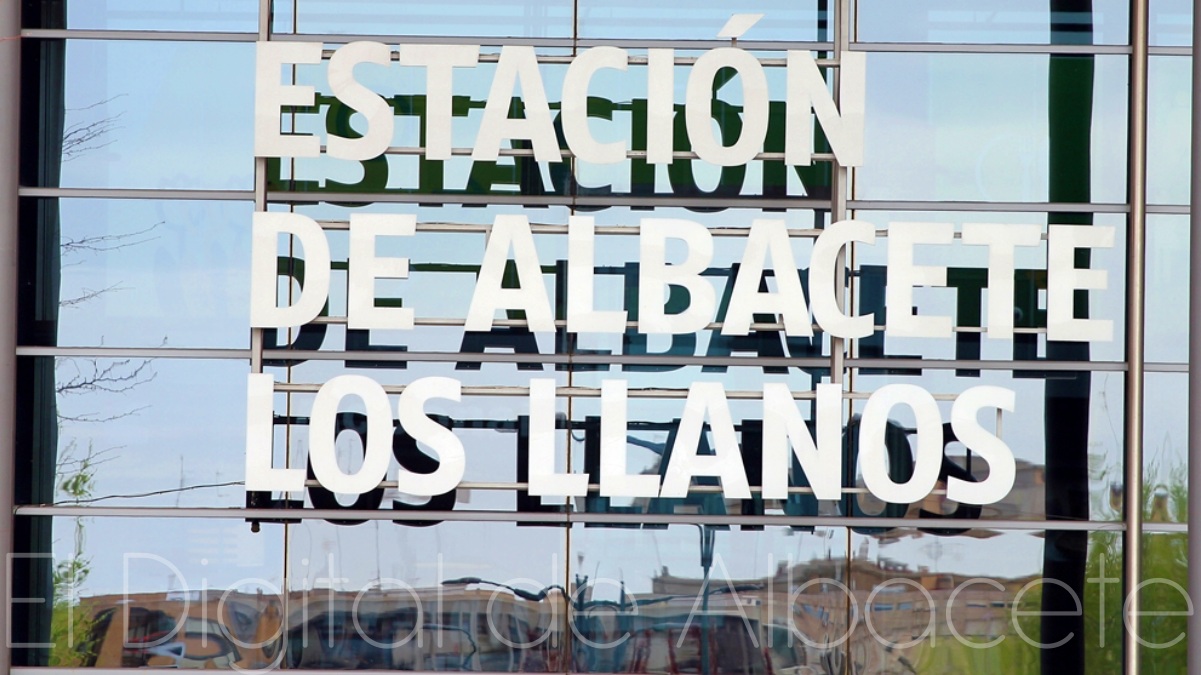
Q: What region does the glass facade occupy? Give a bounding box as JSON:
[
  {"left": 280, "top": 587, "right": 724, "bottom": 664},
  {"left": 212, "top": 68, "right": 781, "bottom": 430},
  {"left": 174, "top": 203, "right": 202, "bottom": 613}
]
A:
[{"left": 5, "top": 1, "right": 1194, "bottom": 673}]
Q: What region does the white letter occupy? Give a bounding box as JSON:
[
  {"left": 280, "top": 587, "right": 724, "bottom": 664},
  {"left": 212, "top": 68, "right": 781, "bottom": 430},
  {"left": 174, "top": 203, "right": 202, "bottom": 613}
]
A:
[
  {"left": 885, "top": 222, "right": 954, "bottom": 338},
  {"left": 859, "top": 384, "right": 942, "bottom": 504},
  {"left": 348, "top": 213, "right": 415, "bottom": 330},
  {"left": 568, "top": 215, "right": 627, "bottom": 333},
  {"left": 529, "top": 379, "right": 587, "bottom": 497},
  {"left": 811, "top": 219, "right": 875, "bottom": 339},
  {"left": 250, "top": 212, "right": 330, "bottom": 329},
  {"left": 647, "top": 49, "right": 675, "bottom": 164},
  {"left": 396, "top": 377, "right": 465, "bottom": 496},
  {"left": 785, "top": 50, "right": 864, "bottom": 166},
  {"left": 309, "top": 375, "right": 394, "bottom": 495},
  {"left": 600, "top": 379, "right": 660, "bottom": 498},
  {"left": 949, "top": 386, "right": 1016, "bottom": 505},
  {"left": 472, "top": 46, "right": 563, "bottom": 162},
  {"left": 762, "top": 382, "right": 842, "bottom": 500},
  {"left": 398, "top": 44, "right": 479, "bottom": 160},
  {"left": 255, "top": 41, "right": 322, "bottom": 158},
  {"left": 961, "top": 223, "right": 1042, "bottom": 339},
  {"left": 465, "top": 215, "right": 555, "bottom": 332},
  {"left": 327, "top": 41, "right": 395, "bottom": 161},
  {"left": 563, "top": 47, "right": 628, "bottom": 164},
  {"left": 245, "top": 373, "right": 304, "bottom": 492},
  {"left": 1047, "top": 225, "right": 1115, "bottom": 342},
  {"left": 638, "top": 218, "right": 715, "bottom": 334},
  {"left": 722, "top": 220, "right": 811, "bottom": 336},
  {"left": 660, "top": 382, "right": 751, "bottom": 499},
  {"left": 685, "top": 48, "right": 770, "bottom": 166}
]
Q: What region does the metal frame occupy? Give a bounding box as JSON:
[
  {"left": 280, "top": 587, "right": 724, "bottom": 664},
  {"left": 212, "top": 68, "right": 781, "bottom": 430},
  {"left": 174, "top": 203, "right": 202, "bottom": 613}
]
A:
[
  {"left": 6, "top": 1, "right": 1194, "bottom": 672},
  {"left": 0, "top": 2, "right": 17, "bottom": 672},
  {"left": 1188, "top": 0, "right": 1201, "bottom": 671}
]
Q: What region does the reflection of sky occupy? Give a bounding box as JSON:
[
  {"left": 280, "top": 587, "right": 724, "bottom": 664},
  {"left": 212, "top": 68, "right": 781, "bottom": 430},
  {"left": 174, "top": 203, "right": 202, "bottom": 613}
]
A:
[
  {"left": 59, "top": 40, "right": 253, "bottom": 190},
  {"left": 41, "top": 4, "right": 1188, "bottom": 606}
]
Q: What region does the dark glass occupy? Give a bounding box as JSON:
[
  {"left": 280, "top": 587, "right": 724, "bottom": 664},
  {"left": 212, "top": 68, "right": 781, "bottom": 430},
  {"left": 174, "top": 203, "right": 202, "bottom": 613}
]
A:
[
  {"left": 17, "top": 357, "right": 252, "bottom": 508},
  {"left": 856, "top": 53, "right": 1128, "bottom": 204},
  {"left": 12, "top": 516, "right": 285, "bottom": 668},
  {"left": 19, "top": 198, "right": 253, "bottom": 349},
  {"left": 855, "top": 0, "right": 1130, "bottom": 45}
]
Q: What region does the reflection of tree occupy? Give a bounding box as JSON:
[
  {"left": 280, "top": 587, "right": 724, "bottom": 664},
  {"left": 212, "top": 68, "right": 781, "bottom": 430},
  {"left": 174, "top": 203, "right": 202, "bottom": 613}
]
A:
[
  {"left": 44, "top": 93, "right": 164, "bottom": 664},
  {"left": 61, "top": 96, "right": 124, "bottom": 162}
]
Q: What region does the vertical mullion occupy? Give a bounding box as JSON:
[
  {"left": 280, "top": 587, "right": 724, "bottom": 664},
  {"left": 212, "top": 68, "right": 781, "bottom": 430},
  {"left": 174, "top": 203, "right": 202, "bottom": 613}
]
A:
[{"left": 1125, "top": 0, "right": 1150, "bottom": 672}]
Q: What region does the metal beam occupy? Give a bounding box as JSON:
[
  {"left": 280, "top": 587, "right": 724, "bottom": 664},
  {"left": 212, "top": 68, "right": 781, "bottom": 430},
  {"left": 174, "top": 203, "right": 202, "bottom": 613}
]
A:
[
  {"left": 0, "top": 2, "right": 18, "bottom": 671},
  {"left": 1126, "top": 0, "right": 1150, "bottom": 671},
  {"left": 1187, "top": 0, "right": 1201, "bottom": 670}
]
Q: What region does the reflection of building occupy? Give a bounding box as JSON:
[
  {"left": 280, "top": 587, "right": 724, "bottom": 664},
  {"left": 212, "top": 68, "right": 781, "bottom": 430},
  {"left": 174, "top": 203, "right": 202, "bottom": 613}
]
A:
[{"left": 72, "top": 552, "right": 1042, "bottom": 674}]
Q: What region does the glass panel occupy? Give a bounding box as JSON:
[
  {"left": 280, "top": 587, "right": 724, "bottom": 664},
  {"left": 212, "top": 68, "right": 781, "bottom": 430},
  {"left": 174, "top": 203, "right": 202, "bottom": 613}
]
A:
[
  {"left": 849, "top": 369, "right": 1125, "bottom": 523},
  {"left": 285, "top": 520, "right": 567, "bottom": 670},
  {"left": 1146, "top": 215, "right": 1189, "bottom": 363},
  {"left": 269, "top": 383, "right": 570, "bottom": 514},
  {"left": 855, "top": 0, "right": 1130, "bottom": 45},
  {"left": 856, "top": 53, "right": 1128, "bottom": 204},
  {"left": 578, "top": 0, "right": 825, "bottom": 42},
  {"left": 1143, "top": 374, "right": 1187, "bottom": 524},
  {"left": 850, "top": 529, "right": 1121, "bottom": 674},
  {"left": 568, "top": 524, "right": 852, "bottom": 674},
  {"left": 12, "top": 516, "right": 285, "bottom": 668},
  {"left": 284, "top": 0, "right": 574, "bottom": 38},
  {"left": 851, "top": 212, "right": 1128, "bottom": 364},
  {"left": 18, "top": 357, "right": 252, "bottom": 508},
  {"left": 1147, "top": 56, "right": 1191, "bottom": 206},
  {"left": 61, "top": 1, "right": 260, "bottom": 32},
  {"left": 1150, "top": 0, "right": 1193, "bottom": 46},
  {"left": 36, "top": 40, "right": 255, "bottom": 190},
  {"left": 262, "top": 203, "right": 832, "bottom": 359},
  {"left": 20, "top": 198, "right": 254, "bottom": 349},
  {"left": 1139, "top": 533, "right": 1188, "bottom": 670}
]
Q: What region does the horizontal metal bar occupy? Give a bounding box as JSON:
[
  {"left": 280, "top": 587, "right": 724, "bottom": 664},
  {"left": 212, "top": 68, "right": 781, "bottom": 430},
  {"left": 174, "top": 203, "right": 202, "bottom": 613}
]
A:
[
  {"left": 1145, "top": 362, "right": 1188, "bottom": 372},
  {"left": 15, "top": 188, "right": 1141, "bottom": 215},
  {"left": 317, "top": 220, "right": 828, "bottom": 237},
  {"left": 370, "top": 146, "right": 836, "bottom": 162},
  {"left": 21, "top": 28, "right": 257, "bottom": 41},
  {"left": 849, "top": 357, "right": 1127, "bottom": 372},
  {"left": 317, "top": 50, "right": 835, "bottom": 67},
  {"left": 1146, "top": 204, "right": 1191, "bottom": 214},
  {"left": 13, "top": 345, "right": 1130, "bottom": 374},
  {"left": 10, "top": 505, "right": 1127, "bottom": 531},
  {"left": 21, "top": 29, "right": 1161, "bottom": 59},
  {"left": 267, "top": 191, "right": 827, "bottom": 209},
  {"left": 849, "top": 199, "right": 1130, "bottom": 213},
  {"left": 18, "top": 186, "right": 253, "bottom": 201},
  {"left": 1148, "top": 46, "right": 1192, "bottom": 56},
  {"left": 15, "top": 346, "right": 251, "bottom": 359},
  {"left": 848, "top": 42, "right": 1132, "bottom": 55},
  {"left": 276, "top": 33, "right": 838, "bottom": 52}
]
